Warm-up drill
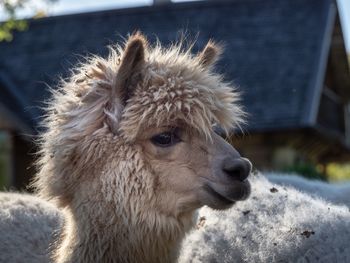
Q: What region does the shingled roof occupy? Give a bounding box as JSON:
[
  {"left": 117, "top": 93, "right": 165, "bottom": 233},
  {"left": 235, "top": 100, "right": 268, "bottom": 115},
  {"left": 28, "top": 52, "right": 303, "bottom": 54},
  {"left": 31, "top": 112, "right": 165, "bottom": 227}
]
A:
[{"left": 0, "top": 0, "right": 347, "bottom": 136}]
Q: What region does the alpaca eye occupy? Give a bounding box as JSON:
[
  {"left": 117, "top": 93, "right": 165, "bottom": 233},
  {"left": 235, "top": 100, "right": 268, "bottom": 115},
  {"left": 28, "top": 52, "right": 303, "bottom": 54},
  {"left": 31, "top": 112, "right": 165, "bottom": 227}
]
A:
[{"left": 151, "top": 130, "right": 180, "bottom": 147}]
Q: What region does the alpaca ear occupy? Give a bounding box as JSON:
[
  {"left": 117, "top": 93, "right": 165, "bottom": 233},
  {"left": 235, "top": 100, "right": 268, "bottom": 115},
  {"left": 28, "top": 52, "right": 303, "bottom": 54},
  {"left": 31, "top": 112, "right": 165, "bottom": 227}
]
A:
[
  {"left": 198, "top": 40, "right": 222, "bottom": 67},
  {"left": 115, "top": 33, "right": 147, "bottom": 104}
]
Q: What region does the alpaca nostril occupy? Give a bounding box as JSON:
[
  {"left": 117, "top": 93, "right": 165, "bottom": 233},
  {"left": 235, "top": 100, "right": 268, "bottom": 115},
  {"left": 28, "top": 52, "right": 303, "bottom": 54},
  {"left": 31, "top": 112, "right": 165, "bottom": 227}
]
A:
[
  {"left": 223, "top": 166, "right": 246, "bottom": 181},
  {"left": 223, "top": 158, "right": 251, "bottom": 181}
]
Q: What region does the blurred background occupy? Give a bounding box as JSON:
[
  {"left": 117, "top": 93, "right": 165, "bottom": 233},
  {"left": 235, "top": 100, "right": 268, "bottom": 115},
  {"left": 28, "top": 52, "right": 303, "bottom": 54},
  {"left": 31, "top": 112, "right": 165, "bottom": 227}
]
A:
[{"left": 0, "top": 0, "right": 349, "bottom": 190}]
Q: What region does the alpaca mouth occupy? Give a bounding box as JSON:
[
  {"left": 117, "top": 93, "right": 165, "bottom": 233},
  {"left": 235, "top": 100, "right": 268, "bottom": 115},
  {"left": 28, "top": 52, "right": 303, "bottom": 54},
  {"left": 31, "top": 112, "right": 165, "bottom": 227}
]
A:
[
  {"left": 203, "top": 180, "right": 251, "bottom": 209},
  {"left": 204, "top": 184, "right": 235, "bottom": 206}
]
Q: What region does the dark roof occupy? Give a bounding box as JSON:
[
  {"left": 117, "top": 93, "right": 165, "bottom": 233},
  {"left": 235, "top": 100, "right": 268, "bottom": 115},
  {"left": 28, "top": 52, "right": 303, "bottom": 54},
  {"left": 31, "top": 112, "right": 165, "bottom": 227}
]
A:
[{"left": 0, "top": 0, "right": 341, "bottom": 134}]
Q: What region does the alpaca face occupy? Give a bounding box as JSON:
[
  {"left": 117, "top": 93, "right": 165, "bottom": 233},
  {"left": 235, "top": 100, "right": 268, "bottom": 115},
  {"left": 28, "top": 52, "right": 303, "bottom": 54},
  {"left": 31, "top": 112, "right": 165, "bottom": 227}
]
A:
[
  {"left": 139, "top": 125, "right": 251, "bottom": 213},
  {"left": 36, "top": 33, "right": 252, "bottom": 222},
  {"left": 114, "top": 34, "right": 251, "bottom": 214}
]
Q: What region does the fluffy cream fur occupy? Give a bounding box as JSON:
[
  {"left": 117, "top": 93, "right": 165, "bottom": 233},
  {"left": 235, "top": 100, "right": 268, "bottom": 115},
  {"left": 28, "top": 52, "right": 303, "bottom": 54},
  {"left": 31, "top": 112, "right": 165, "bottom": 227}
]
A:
[{"left": 29, "top": 33, "right": 245, "bottom": 262}]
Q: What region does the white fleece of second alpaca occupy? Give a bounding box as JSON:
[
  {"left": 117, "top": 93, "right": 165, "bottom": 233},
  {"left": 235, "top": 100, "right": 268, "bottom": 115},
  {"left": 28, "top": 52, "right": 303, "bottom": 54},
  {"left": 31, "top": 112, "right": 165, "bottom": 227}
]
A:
[
  {"left": 179, "top": 173, "right": 350, "bottom": 263},
  {"left": 0, "top": 192, "right": 63, "bottom": 263}
]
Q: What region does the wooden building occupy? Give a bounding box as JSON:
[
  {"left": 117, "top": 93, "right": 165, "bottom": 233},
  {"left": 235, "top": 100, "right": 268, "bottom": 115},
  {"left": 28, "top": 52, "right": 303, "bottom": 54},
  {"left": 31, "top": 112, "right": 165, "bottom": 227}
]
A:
[{"left": 0, "top": 0, "right": 349, "bottom": 188}]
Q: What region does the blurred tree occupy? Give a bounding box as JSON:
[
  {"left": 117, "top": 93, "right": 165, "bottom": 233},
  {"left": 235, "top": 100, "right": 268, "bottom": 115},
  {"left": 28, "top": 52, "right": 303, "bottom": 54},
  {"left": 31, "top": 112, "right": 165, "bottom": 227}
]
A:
[
  {"left": 326, "top": 163, "right": 350, "bottom": 182},
  {"left": 283, "top": 162, "right": 327, "bottom": 181},
  {"left": 0, "top": 0, "right": 57, "bottom": 41}
]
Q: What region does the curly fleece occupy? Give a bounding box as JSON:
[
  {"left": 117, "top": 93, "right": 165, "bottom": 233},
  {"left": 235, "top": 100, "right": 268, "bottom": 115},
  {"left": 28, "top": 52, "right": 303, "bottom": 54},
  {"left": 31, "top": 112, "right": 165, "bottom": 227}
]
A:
[{"left": 179, "top": 174, "right": 350, "bottom": 263}]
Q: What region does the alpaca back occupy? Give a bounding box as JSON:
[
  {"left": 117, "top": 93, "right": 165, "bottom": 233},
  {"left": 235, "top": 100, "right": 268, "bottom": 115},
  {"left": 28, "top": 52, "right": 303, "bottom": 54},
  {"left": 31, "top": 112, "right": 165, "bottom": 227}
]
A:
[
  {"left": 0, "top": 192, "right": 63, "bottom": 263},
  {"left": 267, "top": 173, "right": 350, "bottom": 207},
  {"left": 179, "top": 174, "right": 350, "bottom": 262}
]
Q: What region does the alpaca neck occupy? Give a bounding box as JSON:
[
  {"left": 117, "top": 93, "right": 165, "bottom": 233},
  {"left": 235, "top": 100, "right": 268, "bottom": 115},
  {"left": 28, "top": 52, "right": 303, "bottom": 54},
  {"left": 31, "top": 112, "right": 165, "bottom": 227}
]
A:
[{"left": 55, "top": 207, "right": 195, "bottom": 263}]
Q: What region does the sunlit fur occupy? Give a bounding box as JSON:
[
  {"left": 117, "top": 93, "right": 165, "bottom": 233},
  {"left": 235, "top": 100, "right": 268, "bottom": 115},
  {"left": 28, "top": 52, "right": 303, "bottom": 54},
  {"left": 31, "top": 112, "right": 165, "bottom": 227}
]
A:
[{"left": 32, "top": 33, "right": 245, "bottom": 262}]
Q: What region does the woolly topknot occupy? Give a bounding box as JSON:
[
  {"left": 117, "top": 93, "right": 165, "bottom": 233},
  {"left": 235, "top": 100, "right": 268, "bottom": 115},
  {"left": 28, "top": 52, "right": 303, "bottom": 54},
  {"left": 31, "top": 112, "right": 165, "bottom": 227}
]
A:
[{"left": 116, "top": 34, "right": 245, "bottom": 140}]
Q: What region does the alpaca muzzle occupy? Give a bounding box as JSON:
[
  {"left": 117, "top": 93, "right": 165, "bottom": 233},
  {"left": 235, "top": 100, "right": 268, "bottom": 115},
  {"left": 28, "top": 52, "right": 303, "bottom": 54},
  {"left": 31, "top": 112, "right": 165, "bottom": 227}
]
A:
[
  {"left": 217, "top": 157, "right": 252, "bottom": 201},
  {"left": 222, "top": 157, "right": 252, "bottom": 182}
]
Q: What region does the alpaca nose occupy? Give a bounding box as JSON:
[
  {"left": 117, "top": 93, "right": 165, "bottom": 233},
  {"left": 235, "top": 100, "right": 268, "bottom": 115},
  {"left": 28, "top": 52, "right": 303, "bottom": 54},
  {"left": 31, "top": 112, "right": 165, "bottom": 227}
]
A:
[{"left": 223, "top": 158, "right": 252, "bottom": 181}]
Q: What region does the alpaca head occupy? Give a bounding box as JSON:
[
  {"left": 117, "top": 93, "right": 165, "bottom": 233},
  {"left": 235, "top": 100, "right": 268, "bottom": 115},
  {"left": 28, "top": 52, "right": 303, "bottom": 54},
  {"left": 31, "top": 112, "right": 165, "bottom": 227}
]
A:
[{"left": 35, "top": 33, "right": 251, "bottom": 229}]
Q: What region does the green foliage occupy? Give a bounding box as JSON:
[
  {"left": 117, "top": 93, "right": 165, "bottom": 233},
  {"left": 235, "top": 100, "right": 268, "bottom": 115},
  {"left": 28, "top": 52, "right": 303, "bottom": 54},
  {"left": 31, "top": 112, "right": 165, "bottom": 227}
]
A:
[
  {"left": 0, "top": 0, "right": 57, "bottom": 42},
  {"left": 0, "top": 19, "right": 28, "bottom": 41},
  {"left": 326, "top": 163, "right": 350, "bottom": 182},
  {"left": 0, "top": 0, "right": 28, "bottom": 41},
  {"left": 282, "top": 161, "right": 350, "bottom": 182},
  {"left": 283, "top": 162, "right": 327, "bottom": 181}
]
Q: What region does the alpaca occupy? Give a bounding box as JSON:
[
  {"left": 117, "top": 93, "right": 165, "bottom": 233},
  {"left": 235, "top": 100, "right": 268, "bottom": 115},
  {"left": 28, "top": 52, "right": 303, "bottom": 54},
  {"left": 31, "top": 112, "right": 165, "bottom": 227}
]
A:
[
  {"left": 267, "top": 173, "right": 350, "bottom": 207},
  {"left": 0, "top": 192, "right": 63, "bottom": 263},
  {"left": 179, "top": 173, "right": 350, "bottom": 262},
  {"left": 0, "top": 33, "right": 252, "bottom": 263}
]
